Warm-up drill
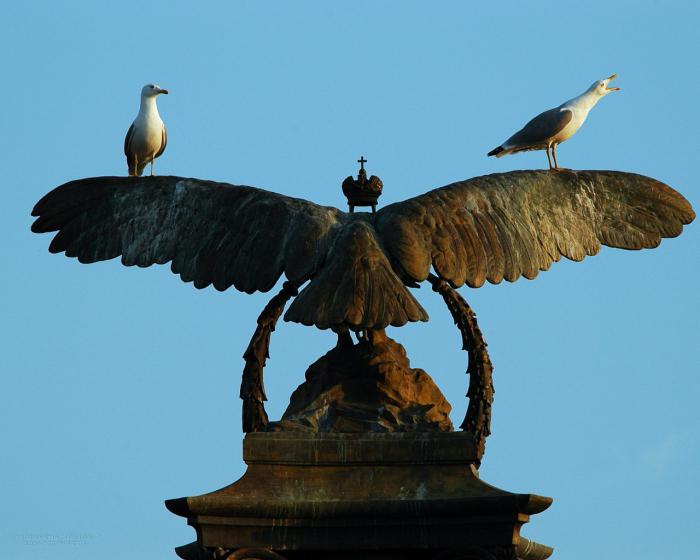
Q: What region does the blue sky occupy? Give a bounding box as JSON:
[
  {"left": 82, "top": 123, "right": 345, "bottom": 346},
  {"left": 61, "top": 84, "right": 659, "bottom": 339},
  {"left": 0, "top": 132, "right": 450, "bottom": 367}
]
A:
[{"left": 1, "top": 2, "right": 698, "bottom": 559}]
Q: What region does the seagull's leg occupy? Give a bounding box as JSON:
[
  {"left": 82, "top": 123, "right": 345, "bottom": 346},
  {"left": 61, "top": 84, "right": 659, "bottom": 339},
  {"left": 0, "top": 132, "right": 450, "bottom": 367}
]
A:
[
  {"left": 150, "top": 156, "right": 155, "bottom": 176},
  {"left": 551, "top": 144, "right": 570, "bottom": 172},
  {"left": 545, "top": 145, "right": 554, "bottom": 170}
]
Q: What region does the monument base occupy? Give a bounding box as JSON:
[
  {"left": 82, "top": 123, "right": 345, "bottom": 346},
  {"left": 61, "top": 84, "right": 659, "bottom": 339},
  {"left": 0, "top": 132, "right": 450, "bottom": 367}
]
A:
[{"left": 166, "top": 432, "right": 553, "bottom": 560}]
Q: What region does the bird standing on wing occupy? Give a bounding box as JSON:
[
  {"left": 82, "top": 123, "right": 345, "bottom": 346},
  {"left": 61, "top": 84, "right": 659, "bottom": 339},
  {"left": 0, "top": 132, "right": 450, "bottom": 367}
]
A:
[
  {"left": 488, "top": 74, "right": 620, "bottom": 170},
  {"left": 124, "top": 84, "right": 168, "bottom": 176}
]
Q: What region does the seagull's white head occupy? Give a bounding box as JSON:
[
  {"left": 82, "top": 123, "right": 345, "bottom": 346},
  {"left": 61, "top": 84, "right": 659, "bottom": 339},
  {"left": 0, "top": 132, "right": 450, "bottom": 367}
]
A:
[
  {"left": 588, "top": 74, "right": 620, "bottom": 97},
  {"left": 140, "top": 83, "right": 169, "bottom": 98}
]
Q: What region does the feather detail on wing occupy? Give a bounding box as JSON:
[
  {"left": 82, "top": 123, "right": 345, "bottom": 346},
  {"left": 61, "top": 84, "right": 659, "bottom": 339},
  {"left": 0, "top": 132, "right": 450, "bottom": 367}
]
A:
[
  {"left": 31, "top": 171, "right": 694, "bottom": 329},
  {"left": 375, "top": 170, "right": 695, "bottom": 289},
  {"left": 124, "top": 123, "right": 135, "bottom": 170},
  {"left": 31, "top": 176, "right": 345, "bottom": 294},
  {"left": 285, "top": 220, "right": 428, "bottom": 329},
  {"left": 155, "top": 126, "right": 167, "bottom": 159},
  {"left": 503, "top": 108, "right": 573, "bottom": 152}
]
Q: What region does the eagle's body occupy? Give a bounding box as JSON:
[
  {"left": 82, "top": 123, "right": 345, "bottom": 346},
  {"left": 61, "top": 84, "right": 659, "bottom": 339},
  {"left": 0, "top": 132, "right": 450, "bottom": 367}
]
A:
[{"left": 124, "top": 84, "right": 168, "bottom": 177}]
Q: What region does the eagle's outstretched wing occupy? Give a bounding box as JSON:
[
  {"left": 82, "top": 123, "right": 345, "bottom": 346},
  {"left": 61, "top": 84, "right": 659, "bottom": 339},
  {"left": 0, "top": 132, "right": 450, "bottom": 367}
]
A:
[
  {"left": 375, "top": 170, "right": 695, "bottom": 288},
  {"left": 31, "top": 175, "right": 428, "bottom": 330},
  {"left": 31, "top": 176, "right": 345, "bottom": 294},
  {"left": 31, "top": 171, "right": 694, "bottom": 330}
]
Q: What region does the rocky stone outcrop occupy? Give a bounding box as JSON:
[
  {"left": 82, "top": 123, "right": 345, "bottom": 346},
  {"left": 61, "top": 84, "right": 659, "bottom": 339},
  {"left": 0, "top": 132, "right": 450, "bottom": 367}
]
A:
[{"left": 269, "top": 331, "right": 453, "bottom": 433}]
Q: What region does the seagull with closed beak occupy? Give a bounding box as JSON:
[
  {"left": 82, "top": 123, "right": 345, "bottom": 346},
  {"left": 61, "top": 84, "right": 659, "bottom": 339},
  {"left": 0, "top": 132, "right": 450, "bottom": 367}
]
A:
[
  {"left": 124, "top": 84, "right": 169, "bottom": 177},
  {"left": 488, "top": 74, "right": 620, "bottom": 170}
]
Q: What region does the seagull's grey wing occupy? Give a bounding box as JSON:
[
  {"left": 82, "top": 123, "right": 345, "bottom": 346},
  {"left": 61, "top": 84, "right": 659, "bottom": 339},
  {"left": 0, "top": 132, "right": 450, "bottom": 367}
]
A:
[
  {"left": 155, "top": 125, "right": 167, "bottom": 159},
  {"left": 505, "top": 108, "right": 573, "bottom": 151},
  {"left": 124, "top": 123, "right": 135, "bottom": 166},
  {"left": 123, "top": 123, "right": 134, "bottom": 156},
  {"left": 32, "top": 176, "right": 345, "bottom": 294},
  {"left": 375, "top": 170, "right": 695, "bottom": 288}
]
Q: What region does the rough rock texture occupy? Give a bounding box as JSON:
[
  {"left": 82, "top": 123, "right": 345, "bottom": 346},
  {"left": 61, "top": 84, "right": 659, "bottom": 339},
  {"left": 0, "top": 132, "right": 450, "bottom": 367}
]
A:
[{"left": 269, "top": 331, "right": 453, "bottom": 433}]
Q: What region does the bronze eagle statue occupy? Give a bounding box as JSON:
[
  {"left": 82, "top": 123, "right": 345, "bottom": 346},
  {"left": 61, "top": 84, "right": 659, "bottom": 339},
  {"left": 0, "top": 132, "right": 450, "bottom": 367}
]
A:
[
  {"left": 31, "top": 168, "right": 694, "bottom": 460},
  {"left": 31, "top": 169, "right": 694, "bottom": 327}
]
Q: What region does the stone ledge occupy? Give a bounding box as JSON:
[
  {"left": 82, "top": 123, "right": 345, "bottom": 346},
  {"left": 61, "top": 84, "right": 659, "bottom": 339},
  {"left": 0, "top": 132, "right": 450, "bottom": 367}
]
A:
[{"left": 244, "top": 431, "right": 478, "bottom": 465}]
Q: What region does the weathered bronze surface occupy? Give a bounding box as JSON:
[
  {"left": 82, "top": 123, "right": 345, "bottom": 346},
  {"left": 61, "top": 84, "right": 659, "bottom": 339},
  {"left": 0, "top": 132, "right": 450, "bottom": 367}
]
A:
[
  {"left": 342, "top": 156, "right": 383, "bottom": 213},
  {"left": 31, "top": 166, "right": 695, "bottom": 558},
  {"left": 269, "top": 329, "right": 453, "bottom": 433},
  {"left": 428, "top": 274, "right": 494, "bottom": 464},
  {"left": 240, "top": 280, "right": 299, "bottom": 433},
  {"left": 167, "top": 432, "right": 553, "bottom": 560},
  {"left": 32, "top": 170, "right": 694, "bottom": 333}
]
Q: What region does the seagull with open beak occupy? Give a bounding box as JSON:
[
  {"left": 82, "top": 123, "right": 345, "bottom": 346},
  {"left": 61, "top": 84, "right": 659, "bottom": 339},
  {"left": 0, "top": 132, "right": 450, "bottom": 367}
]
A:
[
  {"left": 488, "top": 74, "right": 620, "bottom": 170},
  {"left": 124, "top": 84, "right": 169, "bottom": 177}
]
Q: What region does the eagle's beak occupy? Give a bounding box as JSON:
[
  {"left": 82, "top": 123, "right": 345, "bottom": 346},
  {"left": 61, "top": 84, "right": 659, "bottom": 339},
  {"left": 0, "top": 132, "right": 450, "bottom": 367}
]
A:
[{"left": 605, "top": 74, "right": 620, "bottom": 92}]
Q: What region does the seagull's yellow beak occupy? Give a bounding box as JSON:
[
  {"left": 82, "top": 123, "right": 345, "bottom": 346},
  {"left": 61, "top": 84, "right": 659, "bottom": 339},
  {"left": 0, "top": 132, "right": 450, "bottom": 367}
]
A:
[
  {"left": 604, "top": 74, "right": 620, "bottom": 92},
  {"left": 158, "top": 88, "right": 169, "bottom": 95}
]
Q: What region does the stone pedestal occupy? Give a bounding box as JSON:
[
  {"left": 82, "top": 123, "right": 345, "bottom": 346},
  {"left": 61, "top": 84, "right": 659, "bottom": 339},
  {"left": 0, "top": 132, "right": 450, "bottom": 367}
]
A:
[{"left": 166, "top": 432, "right": 553, "bottom": 560}]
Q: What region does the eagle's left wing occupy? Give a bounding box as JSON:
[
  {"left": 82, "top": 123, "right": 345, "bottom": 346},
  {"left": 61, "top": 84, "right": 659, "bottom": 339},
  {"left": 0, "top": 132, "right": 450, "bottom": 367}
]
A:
[
  {"left": 32, "top": 176, "right": 345, "bottom": 295},
  {"left": 375, "top": 170, "right": 694, "bottom": 289}
]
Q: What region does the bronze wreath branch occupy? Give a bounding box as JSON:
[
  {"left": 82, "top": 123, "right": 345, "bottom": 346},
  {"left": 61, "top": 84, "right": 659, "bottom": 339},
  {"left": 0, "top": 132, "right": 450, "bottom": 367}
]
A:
[
  {"left": 240, "top": 280, "right": 298, "bottom": 433},
  {"left": 428, "top": 274, "right": 494, "bottom": 466}
]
